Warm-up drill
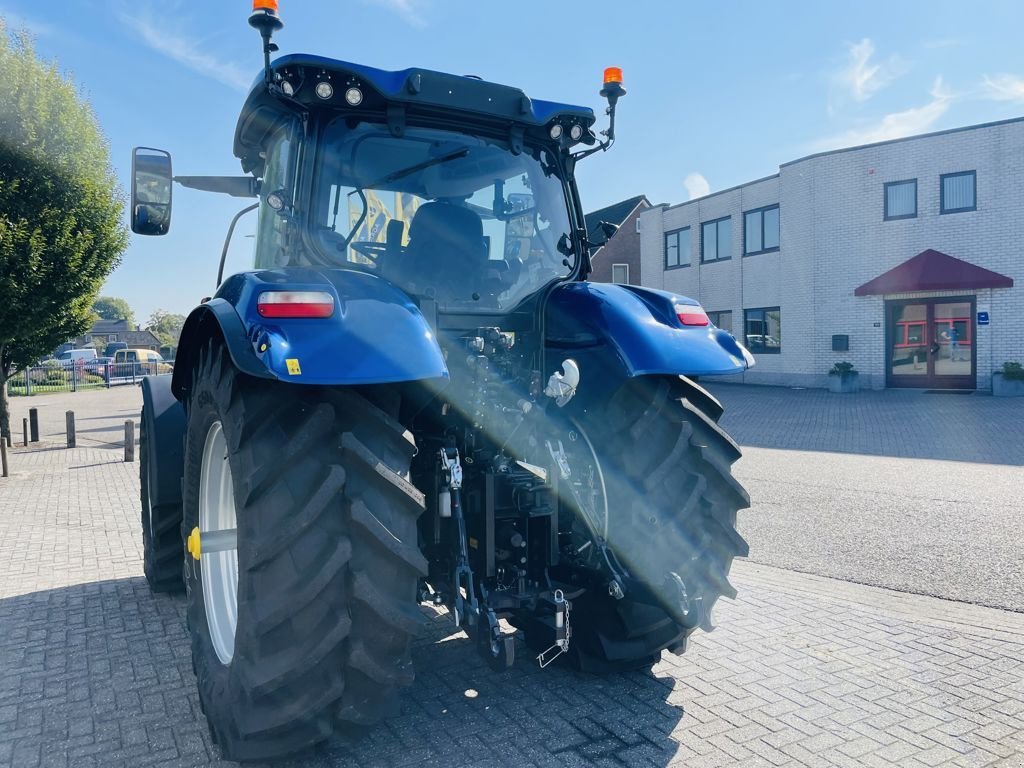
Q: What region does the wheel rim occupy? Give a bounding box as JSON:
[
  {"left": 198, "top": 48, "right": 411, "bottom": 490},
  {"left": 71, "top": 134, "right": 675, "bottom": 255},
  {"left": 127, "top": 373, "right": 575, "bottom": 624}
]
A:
[{"left": 199, "top": 420, "right": 239, "bottom": 665}]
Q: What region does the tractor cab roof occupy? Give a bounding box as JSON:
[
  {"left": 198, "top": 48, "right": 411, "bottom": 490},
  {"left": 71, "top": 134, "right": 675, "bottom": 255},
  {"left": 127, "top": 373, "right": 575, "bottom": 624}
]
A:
[{"left": 234, "top": 54, "right": 597, "bottom": 175}]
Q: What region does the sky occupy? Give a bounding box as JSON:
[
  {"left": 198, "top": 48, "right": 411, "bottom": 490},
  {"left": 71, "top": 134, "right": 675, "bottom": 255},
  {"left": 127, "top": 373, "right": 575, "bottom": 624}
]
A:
[{"left": 3, "top": 0, "right": 1024, "bottom": 323}]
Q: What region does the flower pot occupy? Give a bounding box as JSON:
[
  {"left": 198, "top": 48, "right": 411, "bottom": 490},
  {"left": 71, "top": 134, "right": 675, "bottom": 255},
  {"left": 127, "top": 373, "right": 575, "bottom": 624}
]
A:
[
  {"left": 828, "top": 372, "right": 860, "bottom": 393},
  {"left": 992, "top": 372, "right": 1024, "bottom": 397}
]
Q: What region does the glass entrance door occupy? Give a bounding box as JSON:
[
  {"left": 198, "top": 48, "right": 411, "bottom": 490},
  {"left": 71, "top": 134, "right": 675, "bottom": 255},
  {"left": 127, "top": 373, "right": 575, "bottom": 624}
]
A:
[{"left": 887, "top": 298, "right": 976, "bottom": 389}]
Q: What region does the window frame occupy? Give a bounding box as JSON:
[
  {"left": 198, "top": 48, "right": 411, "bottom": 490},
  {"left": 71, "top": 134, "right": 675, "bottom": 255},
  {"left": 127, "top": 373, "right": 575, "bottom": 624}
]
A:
[
  {"left": 883, "top": 179, "right": 918, "bottom": 221},
  {"left": 940, "top": 170, "right": 977, "bottom": 214},
  {"left": 743, "top": 204, "right": 780, "bottom": 256},
  {"left": 611, "top": 263, "right": 630, "bottom": 284},
  {"left": 664, "top": 227, "right": 691, "bottom": 270},
  {"left": 744, "top": 306, "right": 782, "bottom": 355},
  {"left": 700, "top": 216, "right": 732, "bottom": 264},
  {"left": 707, "top": 310, "right": 733, "bottom": 334}
]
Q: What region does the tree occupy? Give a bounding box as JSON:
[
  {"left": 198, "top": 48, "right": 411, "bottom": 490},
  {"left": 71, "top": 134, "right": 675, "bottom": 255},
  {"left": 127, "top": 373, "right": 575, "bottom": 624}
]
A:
[
  {"left": 146, "top": 309, "right": 186, "bottom": 349},
  {"left": 0, "top": 25, "right": 128, "bottom": 440},
  {"left": 93, "top": 296, "right": 135, "bottom": 327}
]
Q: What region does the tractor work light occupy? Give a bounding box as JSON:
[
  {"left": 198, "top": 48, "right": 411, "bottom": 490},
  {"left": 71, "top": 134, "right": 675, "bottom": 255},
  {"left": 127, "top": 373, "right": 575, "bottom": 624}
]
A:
[
  {"left": 257, "top": 291, "right": 335, "bottom": 318},
  {"left": 315, "top": 81, "right": 334, "bottom": 100},
  {"left": 569, "top": 124, "right": 584, "bottom": 141},
  {"left": 549, "top": 124, "right": 563, "bottom": 140},
  {"left": 344, "top": 86, "right": 363, "bottom": 106},
  {"left": 280, "top": 80, "right": 295, "bottom": 96},
  {"left": 675, "top": 304, "right": 709, "bottom": 327}
]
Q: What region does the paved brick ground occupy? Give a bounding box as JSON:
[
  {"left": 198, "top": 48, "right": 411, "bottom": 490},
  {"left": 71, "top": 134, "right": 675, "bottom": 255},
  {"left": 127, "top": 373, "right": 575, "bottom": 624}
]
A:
[{"left": 0, "top": 389, "right": 1022, "bottom": 767}]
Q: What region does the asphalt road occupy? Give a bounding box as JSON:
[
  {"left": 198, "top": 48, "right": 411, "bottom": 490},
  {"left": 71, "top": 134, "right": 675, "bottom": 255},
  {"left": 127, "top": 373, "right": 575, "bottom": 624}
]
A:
[{"left": 710, "top": 384, "right": 1024, "bottom": 612}]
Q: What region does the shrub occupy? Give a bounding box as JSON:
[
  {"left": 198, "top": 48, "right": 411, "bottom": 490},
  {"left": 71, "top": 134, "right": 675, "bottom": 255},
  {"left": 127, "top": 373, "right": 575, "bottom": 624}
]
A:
[
  {"left": 829, "top": 361, "right": 857, "bottom": 377},
  {"left": 999, "top": 361, "right": 1024, "bottom": 381}
]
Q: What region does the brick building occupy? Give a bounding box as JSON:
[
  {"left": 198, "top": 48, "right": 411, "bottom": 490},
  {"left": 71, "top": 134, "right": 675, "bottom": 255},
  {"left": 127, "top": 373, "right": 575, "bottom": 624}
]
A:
[
  {"left": 585, "top": 195, "right": 649, "bottom": 285},
  {"left": 639, "top": 117, "right": 1021, "bottom": 391},
  {"left": 62, "top": 319, "right": 163, "bottom": 354}
]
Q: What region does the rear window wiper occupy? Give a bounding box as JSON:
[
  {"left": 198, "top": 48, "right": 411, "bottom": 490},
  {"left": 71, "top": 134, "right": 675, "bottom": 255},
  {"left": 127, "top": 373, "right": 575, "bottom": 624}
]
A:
[
  {"left": 340, "top": 147, "right": 470, "bottom": 251},
  {"left": 350, "top": 147, "right": 470, "bottom": 197}
]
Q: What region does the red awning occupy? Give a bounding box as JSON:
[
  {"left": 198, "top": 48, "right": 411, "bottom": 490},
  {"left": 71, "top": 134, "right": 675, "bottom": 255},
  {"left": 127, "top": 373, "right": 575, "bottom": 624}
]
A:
[{"left": 854, "top": 249, "right": 1014, "bottom": 296}]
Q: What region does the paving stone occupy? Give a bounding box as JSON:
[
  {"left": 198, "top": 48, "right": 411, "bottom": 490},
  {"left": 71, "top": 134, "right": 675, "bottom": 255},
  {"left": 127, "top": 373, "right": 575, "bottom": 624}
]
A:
[{"left": 1, "top": 387, "right": 1022, "bottom": 767}]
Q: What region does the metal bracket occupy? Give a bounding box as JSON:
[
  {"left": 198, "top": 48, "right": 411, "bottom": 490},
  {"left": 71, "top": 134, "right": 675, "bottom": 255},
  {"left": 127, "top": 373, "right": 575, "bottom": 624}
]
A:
[{"left": 536, "top": 589, "right": 571, "bottom": 668}]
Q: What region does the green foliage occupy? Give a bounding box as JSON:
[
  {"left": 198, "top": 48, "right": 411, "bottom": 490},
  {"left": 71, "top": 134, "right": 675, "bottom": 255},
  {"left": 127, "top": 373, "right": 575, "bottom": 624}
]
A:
[
  {"left": 93, "top": 295, "right": 135, "bottom": 326},
  {"left": 146, "top": 309, "right": 186, "bottom": 348},
  {"left": 999, "top": 361, "right": 1024, "bottom": 381},
  {"left": 829, "top": 361, "right": 858, "bottom": 377},
  {"left": 0, "top": 24, "right": 127, "bottom": 434}
]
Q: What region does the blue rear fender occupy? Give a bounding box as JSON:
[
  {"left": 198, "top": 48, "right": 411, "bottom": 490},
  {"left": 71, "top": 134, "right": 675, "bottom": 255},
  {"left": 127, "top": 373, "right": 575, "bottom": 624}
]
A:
[
  {"left": 171, "top": 268, "right": 447, "bottom": 398},
  {"left": 545, "top": 282, "right": 753, "bottom": 378}
]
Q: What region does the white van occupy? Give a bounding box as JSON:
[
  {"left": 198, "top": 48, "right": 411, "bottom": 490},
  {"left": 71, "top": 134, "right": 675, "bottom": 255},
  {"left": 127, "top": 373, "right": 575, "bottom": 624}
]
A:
[{"left": 56, "top": 348, "right": 98, "bottom": 367}]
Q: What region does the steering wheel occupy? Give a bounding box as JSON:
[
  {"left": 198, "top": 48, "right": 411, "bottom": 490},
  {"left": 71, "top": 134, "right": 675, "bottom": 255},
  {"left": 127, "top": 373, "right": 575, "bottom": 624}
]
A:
[{"left": 349, "top": 241, "right": 391, "bottom": 259}]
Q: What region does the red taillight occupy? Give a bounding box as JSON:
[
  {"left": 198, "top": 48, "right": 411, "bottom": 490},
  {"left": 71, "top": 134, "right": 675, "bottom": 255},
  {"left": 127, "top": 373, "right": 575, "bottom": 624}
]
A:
[
  {"left": 675, "top": 304, "right": 709, "bottom": 326},
  {"left": 257, "top": 291, "right": 335, "bottom": 318}
]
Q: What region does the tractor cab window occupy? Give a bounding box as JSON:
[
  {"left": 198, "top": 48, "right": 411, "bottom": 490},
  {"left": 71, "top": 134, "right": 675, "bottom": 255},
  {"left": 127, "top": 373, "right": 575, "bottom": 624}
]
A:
[
  {"left": 309, "top": 121, "right": 574, "bottom": 312},
  {"left": 254, "top": 125, "right": 297, "bottom": 269}
]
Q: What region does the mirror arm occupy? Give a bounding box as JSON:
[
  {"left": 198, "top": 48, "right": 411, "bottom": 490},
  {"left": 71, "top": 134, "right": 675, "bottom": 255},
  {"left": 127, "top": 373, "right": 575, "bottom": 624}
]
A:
[
  {"left": 175, "top": 176, "right": 260, "bottom": 198},
  {"left": 217, "top": 203, "right": 260, "bottom": 287}
]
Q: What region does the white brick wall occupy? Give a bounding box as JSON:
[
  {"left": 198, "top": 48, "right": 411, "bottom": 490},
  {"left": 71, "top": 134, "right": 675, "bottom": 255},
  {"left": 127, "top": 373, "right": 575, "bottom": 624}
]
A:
[{"left": 640, "top": 117, "right": 1024, "bottom": 390}]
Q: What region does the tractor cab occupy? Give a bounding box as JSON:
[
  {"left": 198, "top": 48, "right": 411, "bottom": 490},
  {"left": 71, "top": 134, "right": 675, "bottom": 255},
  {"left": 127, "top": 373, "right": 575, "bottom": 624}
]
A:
[{"left": 236, "top": 57, "right": 596, "bottom": 311}]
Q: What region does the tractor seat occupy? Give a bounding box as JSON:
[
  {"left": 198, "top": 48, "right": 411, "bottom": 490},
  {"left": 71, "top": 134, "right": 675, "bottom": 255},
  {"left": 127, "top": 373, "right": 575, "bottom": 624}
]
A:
[{"left": 406, "top": 202, "right": 489, "bottom": 297}]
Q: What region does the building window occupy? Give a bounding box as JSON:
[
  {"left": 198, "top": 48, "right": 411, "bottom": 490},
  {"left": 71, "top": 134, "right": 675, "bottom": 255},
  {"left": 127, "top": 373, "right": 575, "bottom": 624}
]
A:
[
  {"left": 744, "top": 205, "right": 780, "bottom": 255},
  {"left": 665, "top": 227, "right": 691, "bottom": 269},
  {"left": 107, "top": 335, "right": 118, "bottom": 343},
  {"left": 701, "top": 216, "right": 732, "bottom": 263},
  {"left": 744, "top": 307, "right": 781, "bottom": 354},
  {"left": 707, "top": 310, "right": 733, "bottom": 334},
  {"left": 884, "top": 179, "right": 917, "bottom": 220},
  {"left": 635, "top": 217, "right": 641, "bottom": 233},
  {"left": 941, "top": 171, "right": 976, "bottom": 214},
  {"left": 611, "top": 264, "right": 629, "bottom": 284}
]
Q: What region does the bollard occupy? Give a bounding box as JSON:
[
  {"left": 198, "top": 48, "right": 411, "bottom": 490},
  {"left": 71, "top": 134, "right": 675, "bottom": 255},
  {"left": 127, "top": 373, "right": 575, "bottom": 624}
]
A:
[
  {"left": 124, "top": 421, "right": 135, "bottom": 463},
  {"left": 66, "top": 411, "right": 76, "bottom": 448},
  {"left": 29, "top": 408, "right": 39, "bottom": 442},
  {"left": 0, "top": 438, "right": 7, "bottom": 478},
  {"left": 22, "top": 418, "right": 28, "bottom": 448}
]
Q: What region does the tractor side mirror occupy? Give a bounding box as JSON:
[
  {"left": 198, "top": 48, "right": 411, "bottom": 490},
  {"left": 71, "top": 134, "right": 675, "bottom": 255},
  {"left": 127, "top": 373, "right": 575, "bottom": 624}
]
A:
[
  {"left": 592, "top": 220, "right": 619, "bottom": 247},
  {"left": 131, "top": 147, "right": 173, "bottom": 236}
]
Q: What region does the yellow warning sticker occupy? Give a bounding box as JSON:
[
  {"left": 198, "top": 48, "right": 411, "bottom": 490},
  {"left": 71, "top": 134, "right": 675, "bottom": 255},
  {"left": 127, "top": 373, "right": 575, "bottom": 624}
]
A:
[{"left": 285, "top": 358, "right": 302, "bottom": 375}]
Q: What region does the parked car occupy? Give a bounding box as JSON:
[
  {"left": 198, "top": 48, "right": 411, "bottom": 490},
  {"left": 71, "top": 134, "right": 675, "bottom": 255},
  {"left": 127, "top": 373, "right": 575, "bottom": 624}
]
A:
[
  {"left": 85, "top": 356, "right": 114, "bottom": 374},
  {"left": 112, "top": 348, "right": 173, "bottom": 377},
  {"left": 104, "top": 341, "right": 128, "bottom": 358},
  {"left": 55, "top": 348, "right": 97, "bottom": 368}
]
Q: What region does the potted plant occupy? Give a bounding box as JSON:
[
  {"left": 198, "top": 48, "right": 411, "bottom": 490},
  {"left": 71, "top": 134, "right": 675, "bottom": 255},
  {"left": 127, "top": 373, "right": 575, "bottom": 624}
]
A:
[
  {"left": 993, "top": 361, "right": 1024, "bottom": 397},
  {"left": 828, "top": 361, "right": 860, "bottom": 393}
]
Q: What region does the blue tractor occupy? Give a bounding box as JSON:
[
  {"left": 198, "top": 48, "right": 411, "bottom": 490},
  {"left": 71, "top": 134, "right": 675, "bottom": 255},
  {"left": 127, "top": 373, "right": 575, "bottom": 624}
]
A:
[{"left": 133, "top": 3, "right": 752, "bottom": 760}]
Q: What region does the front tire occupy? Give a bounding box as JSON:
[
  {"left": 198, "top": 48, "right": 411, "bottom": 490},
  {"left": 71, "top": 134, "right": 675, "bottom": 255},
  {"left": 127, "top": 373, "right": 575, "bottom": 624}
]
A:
[
  {"left": 182, "top": 342, "right": 426, "bottom": 762},
  {"left": 564, "top": 376, "right": 750, "bottom": 670}
]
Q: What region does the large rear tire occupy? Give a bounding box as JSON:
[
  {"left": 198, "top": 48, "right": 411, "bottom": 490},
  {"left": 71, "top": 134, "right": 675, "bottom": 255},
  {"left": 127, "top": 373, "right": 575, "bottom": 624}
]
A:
[
  {"left": 563, "top": 376, "right": 749, "bottom": 670},
  {"left": 182, "top": 341, "right": 426, "bottom": 762}
]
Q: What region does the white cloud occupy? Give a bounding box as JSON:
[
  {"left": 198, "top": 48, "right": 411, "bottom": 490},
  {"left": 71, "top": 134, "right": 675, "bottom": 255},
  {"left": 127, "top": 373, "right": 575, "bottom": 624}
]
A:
[
  {"left": 981, "top": 74, "right": 1024, "bottom": 102},
  {"left": 363, "top": 0, "right": 427, "bottom": 27},
  {"left": 118, "top": 11, "right": 251, "bottom": 93},
  {"left": 835, "top": 38, "right": 902, "bottom": 102},
  {"left": 818, "top": 77, "right": 952, "bottom": 150},
  {"left": 683, "top": 173, "right": 710, "bottom": 201}
]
